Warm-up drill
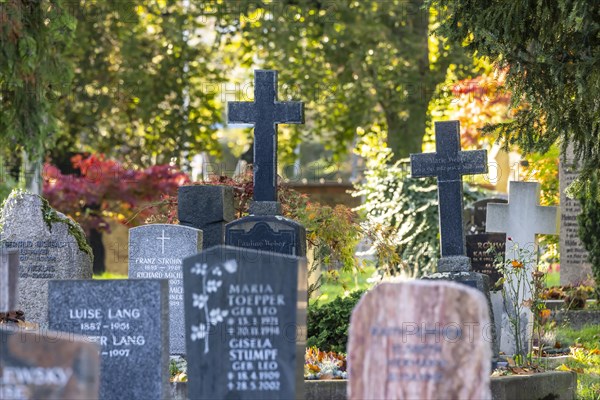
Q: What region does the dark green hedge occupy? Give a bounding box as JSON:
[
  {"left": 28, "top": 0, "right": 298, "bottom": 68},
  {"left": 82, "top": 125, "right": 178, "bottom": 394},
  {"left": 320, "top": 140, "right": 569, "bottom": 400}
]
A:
[{"left": 306, "top": 290, "right": 365, "bottom": 353}]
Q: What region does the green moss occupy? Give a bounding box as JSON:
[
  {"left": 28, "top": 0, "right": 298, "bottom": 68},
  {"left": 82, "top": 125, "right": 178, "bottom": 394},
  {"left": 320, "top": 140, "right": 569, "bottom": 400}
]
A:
[{"left": 1, "top": 189, "right": 93, "bottom": 258}]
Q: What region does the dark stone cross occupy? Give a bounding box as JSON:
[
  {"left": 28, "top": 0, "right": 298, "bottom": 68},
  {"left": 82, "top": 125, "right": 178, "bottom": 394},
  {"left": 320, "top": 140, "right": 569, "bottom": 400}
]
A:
[
  {"left": 228, "top": 70, "right": 304, "bottom": 204},
  {"left": 410, "top": 121, "right": 487, "bottom": 258}
]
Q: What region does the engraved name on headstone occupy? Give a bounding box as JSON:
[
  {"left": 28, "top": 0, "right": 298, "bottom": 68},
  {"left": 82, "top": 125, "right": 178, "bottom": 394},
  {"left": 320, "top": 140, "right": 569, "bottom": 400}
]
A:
[
  {"left": 129, "top": 224, "right": 202, "bottom": 355},
  {"left": 48, "top": 280, "right": 169, "bottom": 400},
  {"left": 0, "top": 327, "right": 100, "bottom": 400},
  {"left": 0, "top": 192, "right": 92, "bottom": 326},
  {"left": 348, "top": 280, "right": 492, "bottom": 400},
  {"left": 183, "top": 246, "right": 307, "bottom": 400}
]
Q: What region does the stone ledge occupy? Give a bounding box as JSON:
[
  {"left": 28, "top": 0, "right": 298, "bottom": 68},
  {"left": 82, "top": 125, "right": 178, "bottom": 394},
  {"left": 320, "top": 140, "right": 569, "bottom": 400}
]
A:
[{"left": 170, "top": 371, "right": 577, "bottom": 400}]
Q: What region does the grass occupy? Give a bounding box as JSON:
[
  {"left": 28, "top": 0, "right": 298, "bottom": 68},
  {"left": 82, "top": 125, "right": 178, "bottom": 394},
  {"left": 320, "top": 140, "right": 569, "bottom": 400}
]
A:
[
  {"left": 554, "top": 325, "right": 600, "bottom": 400},
  {"left": 545, "top": 271, "right": 560, "bottom": 287},
  {"left": 314, "top": 266, "right": 376, "bottom": 304},
  {"left": 93, "top": 272, "right": 128, "bottom": 280}
]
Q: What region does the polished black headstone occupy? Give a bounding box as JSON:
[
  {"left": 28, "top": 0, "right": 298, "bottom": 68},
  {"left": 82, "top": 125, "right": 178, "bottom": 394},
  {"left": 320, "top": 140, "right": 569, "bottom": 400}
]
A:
[
  {"left": 183, "top": 246, "right": 306, "bottom": 400},
  {"left": 410, "top": 121, "right": 487, "bottom": 257},
  {"left": 466, "top": 232, "right": 506, "bottom": 288},
  {"left": 228, "top": 70, "right": 304, "bottom": 202},
  {"left": 467, "top": 198, "right": 508, "bottom": 233},
  {"left": 48, "top": 280, "right": 169, "bottom": 400}
]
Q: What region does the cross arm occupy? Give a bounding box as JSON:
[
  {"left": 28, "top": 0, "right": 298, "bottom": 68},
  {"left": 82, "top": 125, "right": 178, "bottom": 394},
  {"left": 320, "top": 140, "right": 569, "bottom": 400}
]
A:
[
  {"left": 459, "top": 150, "right": 488, "bottom": 175},
  {"left": 228, "top": 102, "right": 256, "bottom": 124},
  {"left": 486, "top": 203, "right": 510, "bottom": 233},
  {"left": 274, "top": 102, "right": 304, "bottom": 124},
  {"left": 410, "top": 153, "right": 439, "bottom": 178},
  {"left": 534, "top": 206, "right": 559, "bottom": 235}
]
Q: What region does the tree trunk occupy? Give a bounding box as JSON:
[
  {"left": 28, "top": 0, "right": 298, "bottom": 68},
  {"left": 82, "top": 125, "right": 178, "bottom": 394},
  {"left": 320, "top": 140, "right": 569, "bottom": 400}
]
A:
[{"left": 386, "top": 102, "right": 428, "bottom": 159}]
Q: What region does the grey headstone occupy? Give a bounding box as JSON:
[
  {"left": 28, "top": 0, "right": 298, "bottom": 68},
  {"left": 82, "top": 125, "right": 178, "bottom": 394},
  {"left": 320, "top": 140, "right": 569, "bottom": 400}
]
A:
[
  {"left": 183, "top": 246, "right": 307, "bottom": 400},
  {"left": 0, "top": 248, "right": 19, "bottom": 312},
  {"left": 559, "top": 147, "right": 593, "bottom": 285},
  {"left": 226, "top": 216, "right": 306, "bottom": 257},
  {"left": 0, "top": 191, "right": 93, "bottom": 326},
  {"left": 410, "top": 121, "right": 487, "bottom": 257},
  {"left": 0, "top": 327, "right": 100, "bottom": 400},
  {"left": 465, "top": 232, "right": 506, "bottom": 288},
  {"left": 129, "top": 223, "right": 202, "bottom": 355},
  {"left": 48, "top": 279, "right": 169, "bottom": 400},
  {"left": 178, "top": 185, "right": 234, "bottom": 249},
  {"left": 228, "top": 70, "right": 304, "bottom": 202}
]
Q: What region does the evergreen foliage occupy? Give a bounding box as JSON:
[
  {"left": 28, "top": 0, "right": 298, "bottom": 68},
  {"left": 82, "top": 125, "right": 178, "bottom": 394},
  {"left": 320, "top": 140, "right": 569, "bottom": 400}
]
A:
[{"left": 433, "top": 0, "right": 600, "bottom": 176}]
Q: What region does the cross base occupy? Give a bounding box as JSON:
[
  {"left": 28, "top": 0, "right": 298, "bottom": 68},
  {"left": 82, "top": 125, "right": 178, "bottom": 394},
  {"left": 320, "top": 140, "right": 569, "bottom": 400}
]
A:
[
  {"left": 437, "top": 255, "right": 471, "bottom": 273},
  {"left": 250, "top": 201, "right": 282, "bottom": 216}
]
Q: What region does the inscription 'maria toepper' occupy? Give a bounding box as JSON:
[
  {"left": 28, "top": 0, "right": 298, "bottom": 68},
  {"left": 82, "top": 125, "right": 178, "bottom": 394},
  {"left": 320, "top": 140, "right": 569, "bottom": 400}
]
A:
[
  {"left": 48, "top": 280, "right": 169, "bottom": 400},
  {"left": 184, "top": 246, "right": 306, "bottom": 400}
]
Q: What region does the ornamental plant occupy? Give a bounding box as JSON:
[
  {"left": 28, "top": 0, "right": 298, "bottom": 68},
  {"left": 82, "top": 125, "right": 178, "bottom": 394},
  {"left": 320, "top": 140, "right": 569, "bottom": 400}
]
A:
[
  {"left": 576, "top": 170, "right": 600, "bottom": 299},
  {"left": 42, "top": 154, "right": 190, "bottom": 234}
]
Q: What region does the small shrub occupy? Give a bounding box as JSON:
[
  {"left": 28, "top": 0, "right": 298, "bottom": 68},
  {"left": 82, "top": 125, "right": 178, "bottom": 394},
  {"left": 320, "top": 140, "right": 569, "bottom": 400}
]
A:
[{"left": 307, "top": 290, "right": 365, "bottom": 353}]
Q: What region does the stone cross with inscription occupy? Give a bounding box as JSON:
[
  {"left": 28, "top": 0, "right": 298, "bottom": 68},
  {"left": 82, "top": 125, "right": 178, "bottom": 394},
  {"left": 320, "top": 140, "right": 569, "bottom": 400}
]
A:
[
  {"left": 228, "top": 69, "right": 304, "bottom": 214},
  {"left": 410, "top": 120, "right": 488, "bottom": 267},
  {"left": 486, "top": 181, "right": 559, "bottom": 356}
]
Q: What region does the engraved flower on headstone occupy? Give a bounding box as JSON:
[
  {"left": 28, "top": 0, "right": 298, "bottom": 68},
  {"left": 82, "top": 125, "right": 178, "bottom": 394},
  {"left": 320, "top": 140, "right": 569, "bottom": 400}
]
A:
[{"left": 190, "top": 260, "right": 238, "bottom": 353}]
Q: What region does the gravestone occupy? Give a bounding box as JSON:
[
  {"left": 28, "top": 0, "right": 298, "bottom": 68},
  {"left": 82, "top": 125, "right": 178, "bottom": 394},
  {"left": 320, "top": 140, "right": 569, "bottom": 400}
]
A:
[
  {"left": 0, "top": 249, "right": 19, "bottom": 312},
  {"left": 129, "top": 224, "right": 202, "bottom": 355},
  {"left": 348, "top": 280, "right": 492, "bottom": 400},
  {"left": 48, "top": 279, "right": 169, "bottom": 400},
  {"left": 559, "top": 148, "right": 593, "bottom": 285},
  {"left": 486, "top": 181, "right": 559, "bottom": 356},
  {"left": 410, "top": 121, "right": 497, "bottom": 359},
  {"left": 465, "top": 233, "right": 506, "bottom": 287},
  {"left": 183, "top": 245, "right": 307, "bottom": 400},
  {"left": 178, "top": 185, "right": 234, "bottom": 249},
  {"left": 0, "top": 327, "right": 100, "bottom": 400},
  {"left": 466, "top": 198, "right": 508, "bottom": 234},
  {"left": 0, "top": 191, "right": 93, "bottom": 326},
  {"left": 225, "top": 70, "right": 307, "bottom": 257}
]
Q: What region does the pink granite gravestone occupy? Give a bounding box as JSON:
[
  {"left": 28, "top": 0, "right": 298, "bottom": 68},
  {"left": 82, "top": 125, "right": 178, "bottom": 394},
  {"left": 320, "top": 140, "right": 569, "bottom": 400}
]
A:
[{"left": 348, "top": 280, "right": 492, "bottom": 400}]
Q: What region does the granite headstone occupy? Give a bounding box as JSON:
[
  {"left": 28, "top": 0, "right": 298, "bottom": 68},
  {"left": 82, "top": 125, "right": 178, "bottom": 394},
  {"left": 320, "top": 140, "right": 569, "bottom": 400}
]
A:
[
  {"left": 178, "top": 185, "right": 234, "bottom": 249},
  {"left": 559, "top": 148, "right": 593, "bottom": 285},
  {"left": 129, "top": 223, "right": 202, "bottom": 355},
  {"left": 486, "top": 181, "right": 559, "bottom": 356},
  {"left": 0, "top": 191, "right": 93, "bottom": 326},
  {"left": 348, "top": 280, "right": 492, "bottom": 400},
  {"left": 225, "top": 70, "right": 307, "bottom": 257},
  {"left": 48, "top": 279, "right": 169, "bottom": 400},
  {"left": 465, "top": 233, "right": 506, "bottom": 287},
  {"left": 0, "top": 327, "right": 100, "bottom": 400},
  {"left": 183, "top": 245, "right": 307, "bottom": 400},
  {"left": 0, "top": 249, "right": 19, "bottom": 312}
]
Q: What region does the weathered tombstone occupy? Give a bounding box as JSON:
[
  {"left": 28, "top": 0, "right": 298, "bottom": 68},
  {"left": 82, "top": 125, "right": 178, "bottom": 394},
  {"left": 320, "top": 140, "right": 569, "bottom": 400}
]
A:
[
  {"left": 559, "top": 148, "right": 593, "bottom": 285},
  {"left": 348, "top": 280, "right": 492, "bottom": 400},
  {"left": 183, "top": 245, "right": 307, "bottom": 400},
  {"left": 225, "top": 70, "right": 307, "bottom": 256},
  {"left": 129, "top": 223, "right": 202, "bottom": 355},
  {"left": 178, "top": 185, "right": 235, "bottom": 249},
  {"left": 0, "top": 191, "right": 93, "bottom": 326},
  {"left": 486, "top": 181, "right": 559, "bottom": 356},
  {"left": 48, "top": 280, "right": 169, "bottom": 400},
  {"left": 0, "top": 327, "right": 100, "bottom": 400},
  {"left": 0, "top": 248, "right": 19, "bottom": 312}
]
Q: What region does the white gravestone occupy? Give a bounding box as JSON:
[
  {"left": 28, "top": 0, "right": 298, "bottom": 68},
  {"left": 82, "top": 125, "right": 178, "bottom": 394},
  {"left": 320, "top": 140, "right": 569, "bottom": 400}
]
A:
[{"left": 486, "top": 181, "right": 559, "bottom": 356}]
